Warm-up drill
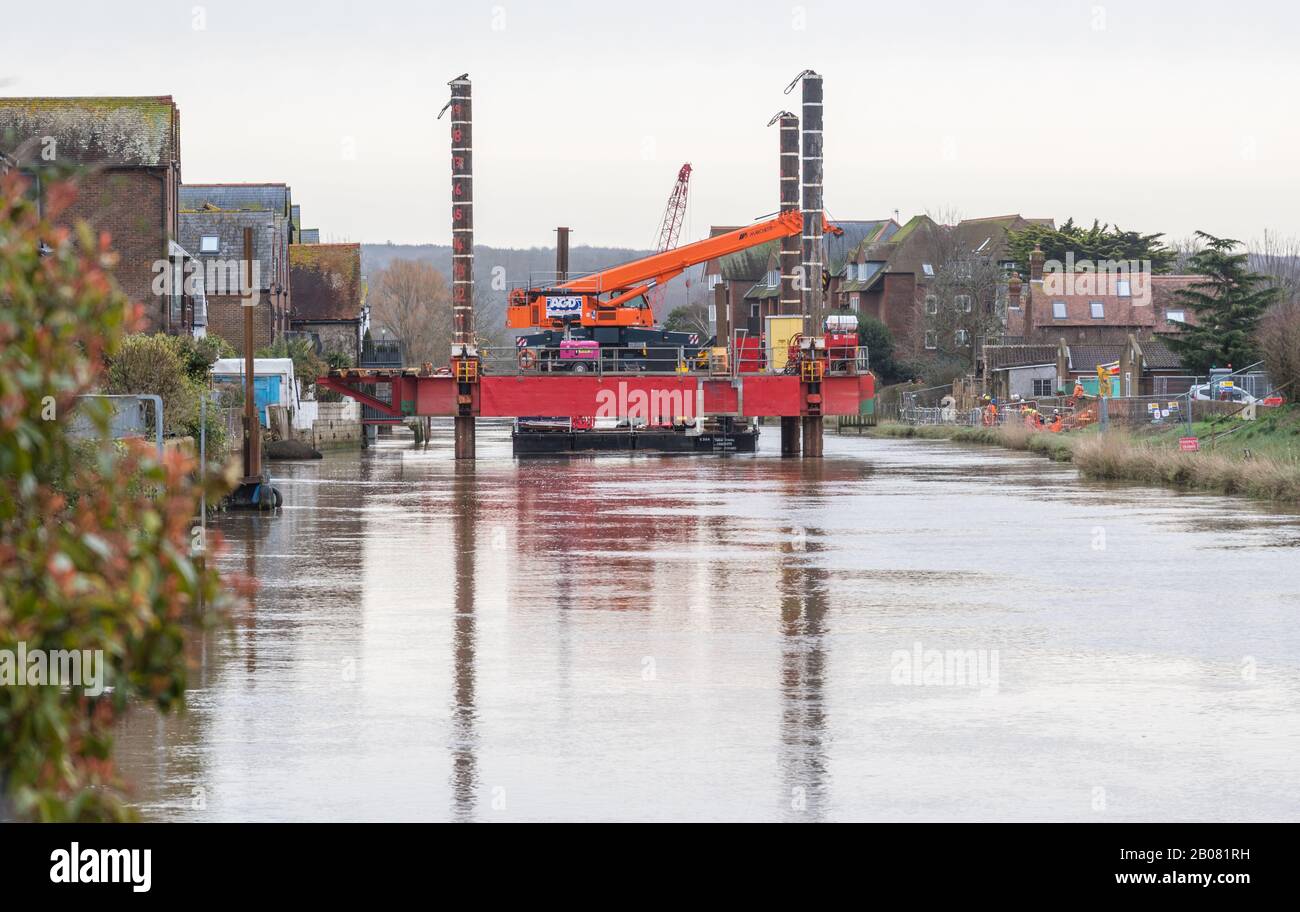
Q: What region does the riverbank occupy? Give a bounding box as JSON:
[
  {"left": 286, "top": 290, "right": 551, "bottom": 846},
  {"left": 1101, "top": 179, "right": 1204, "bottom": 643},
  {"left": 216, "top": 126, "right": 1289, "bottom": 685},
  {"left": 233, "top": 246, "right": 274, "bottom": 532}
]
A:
[{"left": 867, "top": 406, "right": 1300, "bottom": 503}]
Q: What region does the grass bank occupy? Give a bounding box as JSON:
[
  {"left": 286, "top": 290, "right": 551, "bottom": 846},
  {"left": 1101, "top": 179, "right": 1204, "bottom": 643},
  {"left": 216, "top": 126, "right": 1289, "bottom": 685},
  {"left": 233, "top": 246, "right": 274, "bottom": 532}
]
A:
[
  {"left": 867, "top": 421, "right": 1075, "bottom": 461},
  {"left": 866, "top": 407, "right": 1300, "bottom": 503}
]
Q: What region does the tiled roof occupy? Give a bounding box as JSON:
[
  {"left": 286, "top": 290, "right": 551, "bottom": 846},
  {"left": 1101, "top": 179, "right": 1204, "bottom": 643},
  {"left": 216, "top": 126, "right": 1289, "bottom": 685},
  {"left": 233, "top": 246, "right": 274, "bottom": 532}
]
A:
[
  {"left": 1137, "top": 337, "right": 1184, "bottom": 370},
  {"left": 181, "top": 183, "right": 291, "bottom": 215},
  {"left": 1066, "top": 340, "right": 1184, "bottom": 372},
  {"left": 1067, "top": 344, "right": 1127, "bottom": 372},
  {"left": 985, "top": 344, "right": 1058, "bottom": 371},
  {"left": 1031, "top": 273, "right": 1201, "bottom": 331},
  {"left": 0, "top": 96, "right": 179, "bottom": 167},
  {"left": 290, "top": 243, "right": 363, "bottom": 322}
]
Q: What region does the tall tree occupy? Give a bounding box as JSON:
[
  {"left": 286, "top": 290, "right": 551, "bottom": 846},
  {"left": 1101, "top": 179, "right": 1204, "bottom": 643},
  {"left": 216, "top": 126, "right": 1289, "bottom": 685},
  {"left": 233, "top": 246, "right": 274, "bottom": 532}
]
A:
[
  {"left": 1006, "top": 219, "right": 1176, "bottom": 276},
  {"left": 369, "top": 259, "right": 452, "bottom": 366},
  {"left": 1165, "top": 232, "right": 1279, "bottom": 374}
]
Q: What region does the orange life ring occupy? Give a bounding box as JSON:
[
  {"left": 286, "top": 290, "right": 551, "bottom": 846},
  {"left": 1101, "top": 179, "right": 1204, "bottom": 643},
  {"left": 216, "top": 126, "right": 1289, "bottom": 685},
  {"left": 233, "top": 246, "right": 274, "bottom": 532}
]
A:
[{"left": 518, "top": 348, "right": 538, "bottom": 371}]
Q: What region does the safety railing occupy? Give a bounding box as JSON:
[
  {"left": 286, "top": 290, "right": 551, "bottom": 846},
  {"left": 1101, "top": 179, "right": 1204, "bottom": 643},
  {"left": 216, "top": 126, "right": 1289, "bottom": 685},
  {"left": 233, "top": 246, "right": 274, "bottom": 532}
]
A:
[{"left": 477, "top": 341, "right": 864, "bottom": 380}]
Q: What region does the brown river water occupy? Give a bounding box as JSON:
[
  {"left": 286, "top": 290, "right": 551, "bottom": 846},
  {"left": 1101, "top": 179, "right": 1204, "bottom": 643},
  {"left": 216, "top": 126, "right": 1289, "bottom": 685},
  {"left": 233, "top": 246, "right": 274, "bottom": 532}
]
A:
[{"left": 115, "top": 422, "right": 1300, "bottom": 821}]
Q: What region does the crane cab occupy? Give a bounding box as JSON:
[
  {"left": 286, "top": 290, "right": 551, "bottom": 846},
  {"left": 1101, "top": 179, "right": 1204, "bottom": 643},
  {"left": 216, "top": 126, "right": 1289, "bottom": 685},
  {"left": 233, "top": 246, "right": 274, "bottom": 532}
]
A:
[{"left": 507, "top": 288, "right": 655, "bottom": 330}]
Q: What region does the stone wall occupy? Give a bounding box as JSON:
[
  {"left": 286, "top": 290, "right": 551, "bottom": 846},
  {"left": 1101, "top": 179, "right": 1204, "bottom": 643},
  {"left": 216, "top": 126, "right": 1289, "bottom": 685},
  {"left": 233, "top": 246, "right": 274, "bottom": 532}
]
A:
[{"left": 309, "top": 400, "right": 361, "bottom": 450}]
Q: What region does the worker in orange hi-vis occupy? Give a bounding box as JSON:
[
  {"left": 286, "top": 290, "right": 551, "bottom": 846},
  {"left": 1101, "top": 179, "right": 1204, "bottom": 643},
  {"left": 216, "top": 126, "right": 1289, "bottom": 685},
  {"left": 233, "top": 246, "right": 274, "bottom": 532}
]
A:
[{"left": 1072, "top": 380, "right": 1086, "bottom": 400}]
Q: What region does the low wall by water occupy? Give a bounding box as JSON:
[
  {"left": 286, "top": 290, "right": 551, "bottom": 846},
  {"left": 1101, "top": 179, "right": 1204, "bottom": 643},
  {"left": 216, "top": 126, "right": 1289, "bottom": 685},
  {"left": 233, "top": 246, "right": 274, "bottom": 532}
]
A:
[{"left": 309, "top": 400, "right": 361, "bottom": 450}]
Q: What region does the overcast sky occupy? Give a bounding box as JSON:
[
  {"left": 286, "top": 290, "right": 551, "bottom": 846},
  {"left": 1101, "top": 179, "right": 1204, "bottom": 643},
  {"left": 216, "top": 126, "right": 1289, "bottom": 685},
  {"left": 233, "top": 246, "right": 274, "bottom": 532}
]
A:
[{"left": 5, "top": 0, "right": 1297, "bottom": 248}]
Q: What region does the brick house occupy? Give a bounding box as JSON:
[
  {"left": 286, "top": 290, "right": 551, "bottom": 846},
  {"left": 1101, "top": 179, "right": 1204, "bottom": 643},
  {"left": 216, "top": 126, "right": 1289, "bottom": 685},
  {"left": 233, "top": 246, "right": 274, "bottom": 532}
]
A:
[
  {"left": 702, "top": 218, "right": 898, "bottom": 337},
  {"left": 289, "top": 243, "right": 367, "bottom": 361},
  {"left": 828, "top": 214, "right": 1052, "bottom": 356},
  {"left": 178, "top": 207, "right": 292, "bottom": 353},
  {"left": 1007, "top": 260, "right": 1203, "bottom": 345},
  {"left": 0, "top": 96, "right": 185, "bottom": 332}
]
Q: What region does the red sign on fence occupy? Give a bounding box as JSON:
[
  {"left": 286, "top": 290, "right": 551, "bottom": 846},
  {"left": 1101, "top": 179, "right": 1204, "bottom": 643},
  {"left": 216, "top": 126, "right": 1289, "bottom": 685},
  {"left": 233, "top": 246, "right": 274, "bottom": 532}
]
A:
[{"left": 1179, "top": 436, "right": 1200, "bottom": 452}]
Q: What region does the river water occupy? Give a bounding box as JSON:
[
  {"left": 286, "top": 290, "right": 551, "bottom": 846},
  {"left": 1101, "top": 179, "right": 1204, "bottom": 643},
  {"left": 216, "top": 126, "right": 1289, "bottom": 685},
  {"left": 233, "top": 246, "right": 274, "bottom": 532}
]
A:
[{"left": 115, "top": 423, "right": 1300, "bottom": 821}]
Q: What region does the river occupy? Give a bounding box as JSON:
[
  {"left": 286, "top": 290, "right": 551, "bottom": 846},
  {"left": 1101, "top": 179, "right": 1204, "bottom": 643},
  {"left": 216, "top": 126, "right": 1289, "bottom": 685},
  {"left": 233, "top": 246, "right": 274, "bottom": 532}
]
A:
[{"left": 115, "top": 423, "right": 1300, "bottom": 821}]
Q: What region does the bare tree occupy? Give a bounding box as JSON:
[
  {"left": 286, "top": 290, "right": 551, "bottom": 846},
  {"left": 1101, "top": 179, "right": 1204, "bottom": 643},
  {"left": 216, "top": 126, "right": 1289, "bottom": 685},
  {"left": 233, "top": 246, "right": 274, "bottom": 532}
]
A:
[
  {"left": 913, "top": 217, "right": 1007, "bottom": 373},
  {"left": 1170, "top": 234, "right": 1205, "bottom": 273},
  {"left": 369, "top": 259, "right": 452, "bottom": 366},
  {"left": 1250, "top": 230, "right": 1300, "bottom": 305}
]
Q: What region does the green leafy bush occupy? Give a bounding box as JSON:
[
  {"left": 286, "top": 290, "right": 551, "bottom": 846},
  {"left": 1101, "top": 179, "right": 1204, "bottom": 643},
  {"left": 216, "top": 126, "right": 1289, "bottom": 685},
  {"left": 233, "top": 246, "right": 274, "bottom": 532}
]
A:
[{"left": 0, "top": 172, "right": 235, "bottom": 821}]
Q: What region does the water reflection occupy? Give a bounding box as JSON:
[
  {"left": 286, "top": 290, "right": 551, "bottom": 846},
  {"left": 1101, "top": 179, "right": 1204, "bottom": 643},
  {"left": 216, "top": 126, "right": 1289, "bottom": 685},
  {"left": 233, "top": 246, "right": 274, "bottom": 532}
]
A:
[
  {"left": 113, "top": 427, "right": 1300, "bottom": 821},
  {"left": 450, "top": 462, "right": 479, "bottom": 821}
]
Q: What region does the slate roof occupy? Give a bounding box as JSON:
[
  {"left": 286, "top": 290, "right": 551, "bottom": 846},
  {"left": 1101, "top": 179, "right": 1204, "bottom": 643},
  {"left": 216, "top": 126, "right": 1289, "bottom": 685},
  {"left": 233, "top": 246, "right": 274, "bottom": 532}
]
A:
[
  {"left": 0, "top": 96, "right": 180, "bottom": 167},
  {"left": 181, "top": 183, "right": 291, "bottom": 215},
  {"left": 826, "top": 220, "right": 899, "bottom": 274},
  {"left": 838, "top": 261, "right": 885, "bottom": 293},
  {"left": 178, "top": 210, "right": 289, "bottom": 291},
  {"left": 290, "top": 243, "right": 363, "bottom": 322}
]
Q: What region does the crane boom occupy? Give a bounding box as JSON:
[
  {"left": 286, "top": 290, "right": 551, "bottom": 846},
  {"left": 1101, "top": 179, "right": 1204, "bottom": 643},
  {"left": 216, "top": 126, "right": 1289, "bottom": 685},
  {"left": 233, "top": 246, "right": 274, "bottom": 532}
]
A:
[{"left": 507, "top": 210, "right": 837, "bottom": 331}]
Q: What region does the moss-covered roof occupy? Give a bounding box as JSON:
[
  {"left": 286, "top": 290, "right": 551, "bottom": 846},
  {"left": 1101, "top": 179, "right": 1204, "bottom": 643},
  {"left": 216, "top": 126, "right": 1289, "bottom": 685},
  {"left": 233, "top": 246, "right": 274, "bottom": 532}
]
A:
[
  {"left": 290, "top": 243, "right": 363, "bottom": 322},
  {"left": 719, "top": 239, "right": 780, "bottom": 282},
  {"left": 0, "top": 96, "right": 179, "bottom": 167}
]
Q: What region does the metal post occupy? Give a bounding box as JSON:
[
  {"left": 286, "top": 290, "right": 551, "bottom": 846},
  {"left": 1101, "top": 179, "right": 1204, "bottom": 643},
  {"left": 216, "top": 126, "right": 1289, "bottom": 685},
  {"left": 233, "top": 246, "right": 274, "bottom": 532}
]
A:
[
  {"left": 800, "top": 72, "right": 824, "bottom": 336},
  {"left": 794, "top": 70, "right": 825, "bottom": 458},
  {"left": 242, "top": 226, "right": 261, "bottom": 480},
  {"left": 449, "top": 74, "right": 476, "bottom": 460},
  {"left": 555, "top": 226, "right": 570, "bottom": 283},
  {"left": 801, "top": 416, "right": 823, "bottom": 457},
  {"left": 781, "top": 416, "right": 801, "bottom": 457},
  {"left": 777, "top": 111, "right": 801, "bottom": 317}
]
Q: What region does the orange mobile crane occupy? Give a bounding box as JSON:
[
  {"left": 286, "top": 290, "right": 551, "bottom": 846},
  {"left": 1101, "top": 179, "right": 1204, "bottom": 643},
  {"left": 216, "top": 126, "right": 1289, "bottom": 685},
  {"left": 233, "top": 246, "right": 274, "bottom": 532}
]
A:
[{"left": 508, "top": 209, "right": 839, "bottom": 371}]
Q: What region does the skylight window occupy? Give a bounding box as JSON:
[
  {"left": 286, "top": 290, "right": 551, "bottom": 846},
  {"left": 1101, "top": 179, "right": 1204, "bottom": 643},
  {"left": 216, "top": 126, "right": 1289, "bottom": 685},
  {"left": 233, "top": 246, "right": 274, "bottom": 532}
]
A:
[
  {"left": 1090, "top": 301, "right": 1105, "bottom": 319},
  {"left": 1052, "top": 300, "right": 1067, "bottom": 319},
  {"left": 200, "top": 235, "right": 220, "bottom": 254}
]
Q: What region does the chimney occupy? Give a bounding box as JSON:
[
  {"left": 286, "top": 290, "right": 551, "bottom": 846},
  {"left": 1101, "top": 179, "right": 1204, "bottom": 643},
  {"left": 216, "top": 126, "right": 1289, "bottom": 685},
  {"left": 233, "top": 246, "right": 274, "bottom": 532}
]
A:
[
  {"left": 555, "top": 226, "right": 570, "bottom": 282},
  {"left": 1029, "top": 244, "right": 1045, "bottom": 283}
]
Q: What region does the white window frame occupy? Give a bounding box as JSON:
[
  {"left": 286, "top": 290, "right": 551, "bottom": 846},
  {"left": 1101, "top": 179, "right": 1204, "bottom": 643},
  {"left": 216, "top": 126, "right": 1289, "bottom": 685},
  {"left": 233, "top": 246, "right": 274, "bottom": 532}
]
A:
[
  {"left": 1032, "top": 378, "right": 1054, "bottom": 397},
  {"left": 1052, "top": 300, "right": 1067, "bottom": 319},
  {"left": 766, "top": 269, "right": 779, "bottom": 288},
  {"left": 955, "top": 294, "right": 972, "bottom": 312},
  {"left": 922, "top": 263, "right": 935, "bottom": 278},
  {"left": 200, "top": 235, "right": 220, "bottom": 254},
  {"left": 925, "top": 294, "right": 938, "bottom": 315},
  {"left": 707, "top": 272, "right": 722, "bottom": 290},
  {"left": 1166, "top": 310, "right": 1185, "bottom": 324},
  {"left": 1116, "top": 279, "right": 1131, "bottom": 296},
  {"left": 955, "top": 329, "right": 970, "bottom": 347},
  {"left": 924, "top": 330, "right": 937, "bottom": 350},
  {"left": 1090, "top": 300, "right": 1105, "bottom": 319}
]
